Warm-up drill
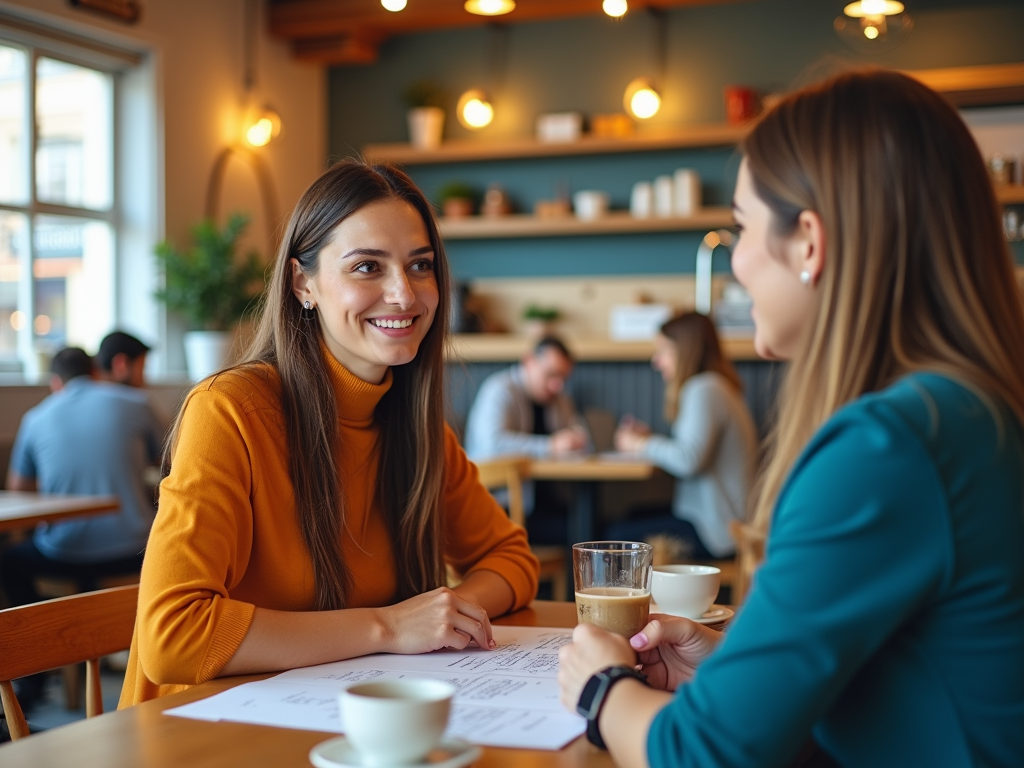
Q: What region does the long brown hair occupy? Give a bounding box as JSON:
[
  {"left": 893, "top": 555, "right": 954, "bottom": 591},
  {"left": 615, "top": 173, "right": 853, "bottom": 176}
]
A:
[
  {"left": 165, "top": 160, "right": 451, "bottom": 610},
  {"left": 746, "top": 69, "right": 1024, "bottom": 532},
  {"left": 659, "top": 312, "right": 742, "bottom": 422}
]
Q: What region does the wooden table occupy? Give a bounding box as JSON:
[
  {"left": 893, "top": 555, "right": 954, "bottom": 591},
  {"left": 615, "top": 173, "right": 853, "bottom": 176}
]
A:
[
  {"left": 528, "top": 454, "right": 655, "bottom": 545},
  {"left": 0, "top": 492, "right": 120, "bottom": 533},
  {"left": 0, "top": 601, "right": 611, "bottom": 768}
]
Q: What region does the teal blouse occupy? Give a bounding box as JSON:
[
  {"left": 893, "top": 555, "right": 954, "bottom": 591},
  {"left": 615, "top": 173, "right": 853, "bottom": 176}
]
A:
[{"left": 648, "top": 373, "right": 1024, "bottom": 768}]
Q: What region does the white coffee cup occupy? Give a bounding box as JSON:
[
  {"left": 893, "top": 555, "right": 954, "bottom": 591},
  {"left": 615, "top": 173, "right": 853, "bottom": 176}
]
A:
[
  {"left": 653, "top": 175, "right": 674, "bottom": 218},
  {"left": 651, "top": 564, "right": 721, "bottom": 619},
  {"left": 630, "top": 181, "right": 653, "bottom": 218},
  {"left": 573, "top": 190, "right": 609, "bottom": 220},
  {"left": 673, "top": 168, "right": 701, "bottom": 216},
  {"left": 340, "top": 679, "right": 455, "bottom": 766}
]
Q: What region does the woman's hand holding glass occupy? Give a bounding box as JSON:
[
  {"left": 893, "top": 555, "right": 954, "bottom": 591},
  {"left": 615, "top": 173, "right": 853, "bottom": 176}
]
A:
[
  {"left": 377, "top": 587, "right": 496, "bottom": 654},
  {"left": 557, "top": 622, "right": 638, "bottom": 710},
  {"left": 615, "top": 415, "right": 652, "bottom": 453},
  {"left": 630, "top": 616, "right": 724, "bottom": 691}
]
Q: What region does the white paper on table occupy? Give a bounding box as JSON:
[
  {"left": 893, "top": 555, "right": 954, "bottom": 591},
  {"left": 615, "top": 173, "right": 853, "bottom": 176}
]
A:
[{"left": 165, "top": 625, "right": 585, "bottom": 750}]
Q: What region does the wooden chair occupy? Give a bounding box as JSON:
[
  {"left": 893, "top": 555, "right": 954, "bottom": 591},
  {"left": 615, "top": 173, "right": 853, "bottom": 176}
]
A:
[
  {"left": 475, "top": 457, "right": 569, "bottom": 601},
  {"left": 0, "top": 584, "right": 139, "bottom": 740},
  {"left": 728, "top": 520, "right": 766, "bottom": 605}
]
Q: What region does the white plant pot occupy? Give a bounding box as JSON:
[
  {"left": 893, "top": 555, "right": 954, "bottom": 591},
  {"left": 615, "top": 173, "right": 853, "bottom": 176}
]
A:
[
  {"left": 183, "top": 330, "right": 233, "bottom": 382},
  {"left": 407, "top": 107, "right": 445, "bottom": 149}
]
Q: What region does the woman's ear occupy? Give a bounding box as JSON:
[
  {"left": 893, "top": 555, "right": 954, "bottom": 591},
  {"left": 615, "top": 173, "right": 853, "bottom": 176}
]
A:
[
  {"left": 793, "top": 209, "right": 826, "bottom": 286},
  {"left": 290, "top": 258, "right": 312, "bottom": 305}
]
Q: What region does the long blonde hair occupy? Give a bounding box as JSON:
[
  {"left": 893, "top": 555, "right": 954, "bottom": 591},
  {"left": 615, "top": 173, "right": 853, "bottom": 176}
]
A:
[
  {"left": 747, "top": 69, "right": 1024, "bottom": 532},
  {"left": 164, "top": 160, "right": 451, "bottom": 610},
  {"left": 659, "top": 312, "right": 742, "bottom": 422}
]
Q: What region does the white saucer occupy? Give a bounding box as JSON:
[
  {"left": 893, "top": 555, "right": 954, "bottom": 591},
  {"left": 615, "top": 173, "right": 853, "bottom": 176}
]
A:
[
  {"left": 652, "top": 604, "right": 735, "bottom": 625},
  {"left": 309, "top": 736, "right": 482, "bottom": 768}
]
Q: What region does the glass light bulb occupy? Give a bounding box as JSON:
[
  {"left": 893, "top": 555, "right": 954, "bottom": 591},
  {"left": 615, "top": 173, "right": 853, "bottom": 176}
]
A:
[
  {"left": 246, "top": 117, "right": 273, "bottom": 147},
  {"left": 464, "top": 0, "right": 515, "bottom": 16},
  {"left": 603, "top": 0, "right": 628, "bottom": 18},
  {"left": 630, "top": 88, "right": 661, "bottom": 119},
  {"left": 863, "top": 24, "right": 880, "bottom": 39},
  {"left": 861, "top": 0, "right": 886, "bottom": 13},
  {"left": 462, "top": 98, "right": 494, "bottom": 128},
  {"left": 381, "top": 0, "right": 407, "bottom": 10}
]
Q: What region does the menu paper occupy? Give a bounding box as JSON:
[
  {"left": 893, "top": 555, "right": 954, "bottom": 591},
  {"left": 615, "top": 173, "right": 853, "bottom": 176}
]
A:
[{"left": 164, "top": 625, "right": 585, "bottom": 750}]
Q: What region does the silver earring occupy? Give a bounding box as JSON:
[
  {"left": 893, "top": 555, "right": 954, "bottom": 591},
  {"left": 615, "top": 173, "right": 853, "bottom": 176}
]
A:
[
  {"left": 303, "top": 300, "right": 312, "bottom": 310},
  {"left": 800, "top": 270, "right": 812, "bottom": 286}
]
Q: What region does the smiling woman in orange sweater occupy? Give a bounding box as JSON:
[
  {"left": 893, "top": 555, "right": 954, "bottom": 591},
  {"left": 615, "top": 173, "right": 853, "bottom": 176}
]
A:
[{"left": 120, "top": 161, "right": 539, "bottom": 706}]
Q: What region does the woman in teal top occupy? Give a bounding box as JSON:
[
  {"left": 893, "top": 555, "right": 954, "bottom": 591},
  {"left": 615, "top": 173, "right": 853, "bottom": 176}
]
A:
[{"left": 557, "top": 70, "right": 1024, "bottom": 768}]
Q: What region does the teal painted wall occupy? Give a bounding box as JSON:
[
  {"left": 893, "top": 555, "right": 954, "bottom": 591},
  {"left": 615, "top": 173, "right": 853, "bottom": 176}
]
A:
[{"left": 328, "top": 0, "right": 1024, "bottom": 278}]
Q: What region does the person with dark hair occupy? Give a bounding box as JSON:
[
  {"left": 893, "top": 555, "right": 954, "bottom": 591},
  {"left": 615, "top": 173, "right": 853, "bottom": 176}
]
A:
[
  {"left": 120, "top": 160, "right": 539, "bottom": 707},
  {"left": 96, "top": 330, "right": 151, "bottom": 388},
  {"left": 608, "top": 312, "right": 758, "bottom": 559},
  {"left": 464, "top": 334, "right": 591, "bottom": 544},
  {"left": 557, "top": 70, "right": 1024, "bottom": 768},
  {"left": 49, "top": 346, "right": 94, "bottom": 388},
  {"left": 2, "top": 346, "right": 163, "bottom": 714}
]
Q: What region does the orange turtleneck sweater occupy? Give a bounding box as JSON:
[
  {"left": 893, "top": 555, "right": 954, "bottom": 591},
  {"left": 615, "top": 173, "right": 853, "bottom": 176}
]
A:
[{"left": 119, "top": 355, "right": 539, "bottom": 706}]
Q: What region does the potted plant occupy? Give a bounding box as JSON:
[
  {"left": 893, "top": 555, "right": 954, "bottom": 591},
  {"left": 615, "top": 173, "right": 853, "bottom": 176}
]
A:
[
  {"left": 403, "top": 80, "right": 447, "bottom": 149},
  {"left": 438, "top": 180, "right": 476, "bottom": 219},
  {"left": 154, "top": 212, "right": 265, "bottom": 380},
  {"left": 521, "top": 304, "right": 561, "bottom": 339}
]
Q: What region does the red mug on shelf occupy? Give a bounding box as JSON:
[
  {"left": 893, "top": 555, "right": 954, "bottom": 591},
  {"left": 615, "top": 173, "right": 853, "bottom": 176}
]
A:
[{"left": 724, "top": 85, "right": 758, "bottom": 125}]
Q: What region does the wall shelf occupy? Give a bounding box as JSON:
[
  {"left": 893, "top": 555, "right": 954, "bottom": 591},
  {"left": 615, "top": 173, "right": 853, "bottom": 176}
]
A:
[
  {"left": 447, "top": 334, "right": 760, "bottom": 363},
  {"left": 364, "top": 123, "right": 751, "bottom": 166},
  {"left": 439, "top": 208, "right": 734, "bottom": 240},
  {"left": 997, "top": 185, "right": 1024, "bottom": 204}
]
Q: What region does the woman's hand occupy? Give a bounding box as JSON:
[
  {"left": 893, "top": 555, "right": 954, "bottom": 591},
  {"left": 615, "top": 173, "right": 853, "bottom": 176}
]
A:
[
  {"left": 615, "top": 421, "right": 651, "bottom": 453},
  {"left": 630, "top": 615, "right": 724, "bottom": 691},
  {"left": 557, "top": 623, "right": 638, "bottom": 711},
  {"left": 377, "top": 587, "right": 496, "bottom": 654}
]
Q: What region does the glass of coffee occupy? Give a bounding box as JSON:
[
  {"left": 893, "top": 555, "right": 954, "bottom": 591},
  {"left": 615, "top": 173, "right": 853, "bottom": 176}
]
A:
[{"left": 573, "top": 541, "right": 653, "bottom": 637}]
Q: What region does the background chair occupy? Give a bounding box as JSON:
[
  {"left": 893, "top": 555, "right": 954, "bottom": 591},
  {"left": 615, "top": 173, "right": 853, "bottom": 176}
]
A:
[
  {"left": 728, "top": 520, "right": 766, "bottom": 605},
  {"left": 474, "top": 457, "right": 568, "bottom": 601},
  {"left": 0, "top": 584, "right": 139, "bottom": 740}
]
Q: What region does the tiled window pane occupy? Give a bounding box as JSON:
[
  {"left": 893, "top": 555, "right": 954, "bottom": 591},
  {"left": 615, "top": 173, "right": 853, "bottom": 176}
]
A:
[
  {"left": 0, "top": 45, "right": 28, "bottom": 205},
  {"left": 36, "top": 57, "right": 112, "bottom": 210},
  {"left": 33, "top": 215, "right": 114, "bottom": 355},
  {"left": 0, "top": 211, "right": 28, "bottom": 360}
]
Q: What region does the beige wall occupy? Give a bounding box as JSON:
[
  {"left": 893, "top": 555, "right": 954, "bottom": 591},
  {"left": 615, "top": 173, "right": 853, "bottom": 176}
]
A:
[{"left": 0, "top": 0, "right": 326, "bottom": 372}]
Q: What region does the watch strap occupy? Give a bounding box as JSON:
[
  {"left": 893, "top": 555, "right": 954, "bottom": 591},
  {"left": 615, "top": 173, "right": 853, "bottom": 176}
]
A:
[{"left": 576, "top": 665, "right": 648, "bottom": 749}]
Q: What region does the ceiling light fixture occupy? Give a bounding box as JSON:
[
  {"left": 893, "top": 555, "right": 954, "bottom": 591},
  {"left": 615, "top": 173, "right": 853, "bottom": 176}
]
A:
[
  {"left": 381, "top": 0, "right": 407, "bottom": 11},
  {"left": 835, "top": 1, "right": 912, "bottom": 50},
  {"left": 464, "top": 0, "right": 515, "bottom": 16},
  {"left": 624, "top": 77, "right": 660, "bottom": 120},
  {"left": 603, "top": 0, "right": 628, "bottom": 18},
  {"left": 457, "top": 89, "right": 494, "bottom": 129}
]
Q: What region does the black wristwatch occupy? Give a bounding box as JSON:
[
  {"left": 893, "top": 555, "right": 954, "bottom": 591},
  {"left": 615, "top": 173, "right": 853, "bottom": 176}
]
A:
[{"left": 576, "top": 665, "right": 648, "bottom": 749}]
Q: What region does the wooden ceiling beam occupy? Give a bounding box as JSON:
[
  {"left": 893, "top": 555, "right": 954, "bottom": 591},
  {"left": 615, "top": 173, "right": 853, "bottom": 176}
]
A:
[{"left": 269, "top": 0, "right": 746, "bottom": 61}]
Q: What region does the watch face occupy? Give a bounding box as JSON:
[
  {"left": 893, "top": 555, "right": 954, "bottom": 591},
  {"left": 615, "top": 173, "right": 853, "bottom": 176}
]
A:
[{"left": 577, "top": 673, "right": 604, "bottom": 717}]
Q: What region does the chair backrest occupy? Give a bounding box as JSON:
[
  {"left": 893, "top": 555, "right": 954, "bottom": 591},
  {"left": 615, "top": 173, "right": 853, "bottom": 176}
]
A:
[
  {"left": 729, "top": 520, "right": 766, "bottom": 605},
  {"left": 0, "top": 584, "right": 139, "bottom": 740},
  {"left": 474, "top": 457, "right": 530, "bottom": 527}
]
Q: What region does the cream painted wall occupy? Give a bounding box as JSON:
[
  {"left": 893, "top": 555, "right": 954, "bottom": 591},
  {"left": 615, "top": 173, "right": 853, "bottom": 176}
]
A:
[{"left": 0, "top": 0, "right": 326, "bottom": 374}]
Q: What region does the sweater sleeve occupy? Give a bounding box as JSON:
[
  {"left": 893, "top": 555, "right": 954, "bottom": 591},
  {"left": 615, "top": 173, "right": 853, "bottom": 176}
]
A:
[
  {"left": 135, "top": 385, "right": 258, "bottom": 686},
  {"left": 643, "top": 376, "right": 724, "bottom": 478},
  {"left": 442, "top": 426, "right": 540, "bottom": 610},
  {"left": 465, "top": 374, "right": 553, "bottom": 458},
  {"left": 647, "top": 407, "right": 949, "bottom": 768}
]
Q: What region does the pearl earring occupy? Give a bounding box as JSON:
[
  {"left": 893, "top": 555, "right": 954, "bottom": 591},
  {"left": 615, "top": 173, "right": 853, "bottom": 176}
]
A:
[
  {"left": 799, "top": 270, "right": 812, "bottom": 286},
  {"left": 303, "top": 300, "right": 312, "bottom": 310}
]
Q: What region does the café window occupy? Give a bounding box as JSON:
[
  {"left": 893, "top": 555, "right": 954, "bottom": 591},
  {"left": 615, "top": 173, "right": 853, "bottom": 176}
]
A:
[{"left": 0, "top": 40, "right": 117, "bottom": 373}]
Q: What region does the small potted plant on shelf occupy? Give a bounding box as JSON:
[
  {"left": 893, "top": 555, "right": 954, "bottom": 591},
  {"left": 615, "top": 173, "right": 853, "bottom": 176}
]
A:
[
  {"left": 403, "top": 80, "right": 447, "bottom": 150},
  {"left": 438, "top": 180, "right": 477, "bottom": 219},
  {"left": 521, "top": 304, "right": 561, "bottom": 339},
  {"left": 154, "top": 212, "right": 265, "bottom": 381}
]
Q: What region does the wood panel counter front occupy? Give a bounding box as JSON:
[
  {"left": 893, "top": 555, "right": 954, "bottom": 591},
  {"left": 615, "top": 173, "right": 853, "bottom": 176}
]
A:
[
  {"left": 448, "top": 333, "right": 759, "bottom": 363},
  {"left": 0, "top": 602, "right": 609, "bottom": 768}
]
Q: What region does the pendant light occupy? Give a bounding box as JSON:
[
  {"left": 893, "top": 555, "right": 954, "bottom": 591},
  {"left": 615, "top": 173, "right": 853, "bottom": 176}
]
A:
[
  {"left": 240, "top": 0, "right": 281, "bottom": 147},
  {"left": 457, "top": 24, "right": 506, "bottom": 131},
  {"left": 458, "top": 89, "right": 494, "bottom": 129},
  {"left": 464, "top": 0, "right": 515, "bottom": 16},
  {"left": 834, "top": 1, "right": 913, "bottom": 51},
  {"left": 603, "top": 0, "right": 628, "bottom": 18},
  {"left": 381, "top": 0, "right": 407, "bottom": 11},
  {"left": 624, "top": 9, "right": 665, "bottom": 120}
]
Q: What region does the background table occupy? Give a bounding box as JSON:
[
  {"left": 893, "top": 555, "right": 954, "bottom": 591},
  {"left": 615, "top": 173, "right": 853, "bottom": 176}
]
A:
[
  {"left": 0, "top": 601, "right": 612, "bottom": 768},
  {"left": 528, "top": 455, "right": 655, "bottom": 544},
  {"left": 0, "top": 492, "right": 120, "bottom": 533}
]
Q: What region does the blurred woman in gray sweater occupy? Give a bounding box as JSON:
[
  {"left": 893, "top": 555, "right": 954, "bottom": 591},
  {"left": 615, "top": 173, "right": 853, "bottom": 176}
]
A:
[{"left": 611, "top": 313, "right": 758, "bottom": 558}]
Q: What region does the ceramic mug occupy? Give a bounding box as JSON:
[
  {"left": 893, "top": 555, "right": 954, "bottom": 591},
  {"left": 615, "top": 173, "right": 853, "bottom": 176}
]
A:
[
  {"left": 340, "top": 679, "right": 455, "bottom": 766},
  {"left": 573, "top": 190, "right": 609, "bottom": 220},
  {"left": 651, "top": 564, "right": 721, "bottom": 619}
]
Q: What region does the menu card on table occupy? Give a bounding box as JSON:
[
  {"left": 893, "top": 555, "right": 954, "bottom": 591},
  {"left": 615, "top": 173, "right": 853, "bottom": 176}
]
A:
[{"left": 165, "top": 625, "right": 585, "bottom": 750}]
